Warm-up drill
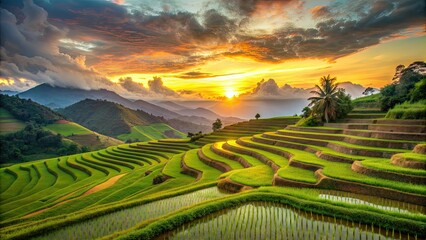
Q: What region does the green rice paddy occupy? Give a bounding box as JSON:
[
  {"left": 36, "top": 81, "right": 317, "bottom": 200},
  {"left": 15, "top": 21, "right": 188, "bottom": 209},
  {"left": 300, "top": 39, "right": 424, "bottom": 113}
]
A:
[
  {"left": 0, "top": 115, "right": 425, "bottom": 239},
  {"left": 164, "top": 202, "right": 410, "bottom": 240}
]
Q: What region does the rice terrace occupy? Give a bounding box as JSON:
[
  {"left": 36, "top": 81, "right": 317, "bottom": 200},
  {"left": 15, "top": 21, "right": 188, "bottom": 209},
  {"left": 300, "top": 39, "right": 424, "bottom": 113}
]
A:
[{"left": 0, "top": 0, "right": 425, "bottom": 239}]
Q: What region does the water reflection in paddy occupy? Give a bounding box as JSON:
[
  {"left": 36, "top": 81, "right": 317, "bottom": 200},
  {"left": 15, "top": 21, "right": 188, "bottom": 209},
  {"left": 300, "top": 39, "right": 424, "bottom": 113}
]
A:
[
  {"left": 319, "top": 190, "right": 425, "bottom": 215},
  {"left": 161, "top": 202, "right": 414, "bottom": 240}
]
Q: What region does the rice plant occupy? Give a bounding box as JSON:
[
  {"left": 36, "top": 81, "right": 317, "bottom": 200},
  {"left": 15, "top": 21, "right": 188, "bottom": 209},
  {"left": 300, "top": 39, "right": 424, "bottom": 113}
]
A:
[
  {"left": 165, "top": 202, "right": 404, "bottom": 240},
  {"left": 33, "top": 187, "right": 227, "bottom": 240}
]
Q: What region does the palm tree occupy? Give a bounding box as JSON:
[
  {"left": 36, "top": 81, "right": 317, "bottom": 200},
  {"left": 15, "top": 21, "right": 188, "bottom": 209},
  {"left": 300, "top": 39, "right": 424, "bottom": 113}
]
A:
[{"left": 308, "top": 75, "right": 339, "bottom": 123}]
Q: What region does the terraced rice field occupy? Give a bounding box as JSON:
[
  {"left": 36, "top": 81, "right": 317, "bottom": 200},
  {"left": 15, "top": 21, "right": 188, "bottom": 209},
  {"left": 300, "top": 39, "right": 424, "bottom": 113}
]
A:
[
  {"left": 194, "top": 117, "right": 300, "bottom": 146},
  {"left": 34, "top": 188, "right": 227, "bottom": 240},
  {"left": 0, "top": 115, "right": 425, "bottom": 239},
  {"left": 163, "top": 202, "right": 409, "bottom": 240},
  {"left": 117, "top": 123, "right": 186, "bottom": 142}
]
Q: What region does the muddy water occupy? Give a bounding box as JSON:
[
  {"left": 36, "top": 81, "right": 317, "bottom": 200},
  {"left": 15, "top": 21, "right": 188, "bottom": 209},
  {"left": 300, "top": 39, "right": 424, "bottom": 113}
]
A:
[
  {"left": 160, "top": 202, "right": 416, "bottom": 240},
  {"left": 319, "top": 190, "right": 425, "bottom": 215}
]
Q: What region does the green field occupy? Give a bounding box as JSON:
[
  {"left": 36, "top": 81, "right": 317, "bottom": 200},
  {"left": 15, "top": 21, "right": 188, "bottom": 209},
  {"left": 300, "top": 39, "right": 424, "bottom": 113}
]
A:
[
  {"left": 117, "top": 123, "right": 186, "bottom": 142},
  {"left": 352, "top": 93, "right": 381, "bottom": 108},
  {"left": 386, "top": 100, "right": 426, "bottom": 119},
  {"left": 44, "top": 122, "right": 93, "bottom": 136},
  {"left": 0, "top": 108, "right": 26, "bottom": 135},
  {"left": 0, "top": 114, "right": 425, "bottom": 240}
]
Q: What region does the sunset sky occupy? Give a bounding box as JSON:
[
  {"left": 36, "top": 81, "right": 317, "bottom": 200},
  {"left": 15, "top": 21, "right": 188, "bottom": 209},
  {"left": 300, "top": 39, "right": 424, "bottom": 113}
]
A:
[{"left": 0, "top": 0, "right": 425, "bottom": 100}]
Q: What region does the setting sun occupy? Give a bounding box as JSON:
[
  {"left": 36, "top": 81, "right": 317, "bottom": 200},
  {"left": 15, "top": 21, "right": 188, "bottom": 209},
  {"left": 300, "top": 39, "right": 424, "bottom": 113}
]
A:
[
  {"left": 0, "top": 1, "right": 425, "bottom": 239},
  {"left": 225, "top": 89, "right": 238, "bottom": 99}
]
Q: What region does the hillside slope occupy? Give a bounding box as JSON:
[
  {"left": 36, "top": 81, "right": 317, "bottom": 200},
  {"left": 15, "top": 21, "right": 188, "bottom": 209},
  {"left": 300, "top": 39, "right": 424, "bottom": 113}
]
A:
[
  {"left": 60, "top": 99, "right": 185, "bottom": 141},
  {"left": 0, "top": 108, "right": 26, "bottom": 135},
  {"left": 43, "top": 120, "right": 123, "bottom": 149},
  {"left": 0, "top": 95, "right": 122, "bottom": 163},
  {"left": 59, "top": 99, "right": 163, "bottom": 136},
  {"left": 0, "top": 94, "right": 64, "bottom": 124}
]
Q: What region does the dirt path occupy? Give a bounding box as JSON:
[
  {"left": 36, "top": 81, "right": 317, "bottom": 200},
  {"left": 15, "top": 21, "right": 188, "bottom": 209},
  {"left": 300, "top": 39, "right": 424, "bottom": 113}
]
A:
[
  {"left": 22, "top": 174, "right": 126, "bottom": 219},
  {"left": 82, "top": 174, "right": 126, "bottom": 196}
]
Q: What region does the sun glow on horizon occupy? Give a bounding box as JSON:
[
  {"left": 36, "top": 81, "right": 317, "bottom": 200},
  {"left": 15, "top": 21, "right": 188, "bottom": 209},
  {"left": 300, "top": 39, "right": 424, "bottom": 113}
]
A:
[{"left": 225, "top": 89, "right": 238, "bottom": 99}]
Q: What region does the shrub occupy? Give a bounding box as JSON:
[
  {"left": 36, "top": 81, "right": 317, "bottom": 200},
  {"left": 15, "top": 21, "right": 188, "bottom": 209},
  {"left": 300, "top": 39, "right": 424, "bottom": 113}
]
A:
[
  {"left": 335, "top": 89, "right": 353, "bottom": 119},
  {"left": 152, "top": 174, "right": 170, "bottom": 185},
  {"left": 212, "top": 119, "right": 222, "bottom": 132},
  {"left": 189, "top": 131, "right": 204, "bottom": 142},
  {"left": 352, "top": 93, "right": 381, "bottom": 108},
  {"left": 295, "top": 116, "right": 321, "bottom": 127},
  {"left": 301, "top": 107, "right": 312, "bottom": 118},
  {"left": 385, "top": 100, "right": 426, "bottom": 119},
  {"left": 409, "top": 78, "right": 426, "bottom": 102}
]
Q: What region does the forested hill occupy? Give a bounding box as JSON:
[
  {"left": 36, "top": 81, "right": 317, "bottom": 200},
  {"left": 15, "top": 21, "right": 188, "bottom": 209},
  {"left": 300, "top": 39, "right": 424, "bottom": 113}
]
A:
[
  {"left": 0, "top": 95, "right": 84, "bottom": 164},
  {"left": 0, "top": 94, "right": 64, "bottom": 124},
  {"left": 59, "top": 99, "right": 167, "bottom": 137}
]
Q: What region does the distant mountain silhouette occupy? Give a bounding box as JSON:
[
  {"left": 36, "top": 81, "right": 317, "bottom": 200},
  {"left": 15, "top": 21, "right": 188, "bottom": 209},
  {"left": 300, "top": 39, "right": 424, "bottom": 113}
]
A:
[
  {"left": 0, "top": 90, "right": 19, "bottom": 96},
  {"left": 156, "top": 101, "right": 190, "bottom": 111},
  {"left": 157, "top": 101, "right": 244, "bottom": 123},
  {"left": 211, "top": 99, "right": 309, "bottom": 119},
  {"left": 19, "top": 83, "right": 180, "bottom": 119},
  {"left": 19, "top": 84, "right": 243, "bottom": 127}
]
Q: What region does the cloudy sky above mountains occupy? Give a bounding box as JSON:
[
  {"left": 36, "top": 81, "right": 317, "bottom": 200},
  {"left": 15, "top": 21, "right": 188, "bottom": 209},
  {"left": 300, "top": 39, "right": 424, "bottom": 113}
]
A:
[{"left": 0, "top": 0, "right": 424, "bottom": 99}]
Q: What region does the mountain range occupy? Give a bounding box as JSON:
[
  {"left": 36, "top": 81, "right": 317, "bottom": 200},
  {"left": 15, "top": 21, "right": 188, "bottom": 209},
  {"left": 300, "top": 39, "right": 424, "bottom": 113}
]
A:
[
  {"left": 60, "top": 99, "right": 212, "bottom": 139},
  {"left": 17, "top": 84, "right": 243, "bottom": 127},
  {"left": 12, "top": 79, "right": 371, "bottom": 121}
]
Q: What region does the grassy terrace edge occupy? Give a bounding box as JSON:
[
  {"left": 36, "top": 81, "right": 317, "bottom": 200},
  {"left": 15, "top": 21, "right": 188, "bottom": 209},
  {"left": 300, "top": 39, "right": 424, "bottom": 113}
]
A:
[{"left": 115, "top": 191, "right": 426, "bottom": 240}]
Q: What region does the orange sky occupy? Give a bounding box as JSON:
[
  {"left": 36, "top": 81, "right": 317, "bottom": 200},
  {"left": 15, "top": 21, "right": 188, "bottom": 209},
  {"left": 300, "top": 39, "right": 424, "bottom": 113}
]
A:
[
  {"left": 112, "top": 35, "right": 426, "bottom": 98},
  {"left": 0, "top": 0, "right": 425, "bottom": 100}
]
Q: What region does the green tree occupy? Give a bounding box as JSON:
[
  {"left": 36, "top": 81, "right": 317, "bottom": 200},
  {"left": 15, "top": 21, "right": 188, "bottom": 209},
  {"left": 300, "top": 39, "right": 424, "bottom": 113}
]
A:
[
  {"left": 81, "top": 146, "right": 91, "bottom": 153},
  {"left": 255, "top": 113, "right": 260, "bottom": 120},
  {"left": 301, "top": 107, "right": 312, "bottom": 118},
  {"left": 66, "top": 143, "right": 79, "bottom": 155},
  {"left": 380, "top": 69, "right": 423, "bottom": 111},
  {"left": 212, "top": 118, "right": 222, "bottom": 132},
  {"left": 362, "top": 87, "right": 375, "bottom": 96},
  {"left": 409, "top": 78, "right": 426, "bottom": 103},
  {"left": 308, "top": 75, "right": 340, "bottom": 123},
  {"left": 335, "top": 89, "right": 353, "bottom": 119}
]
